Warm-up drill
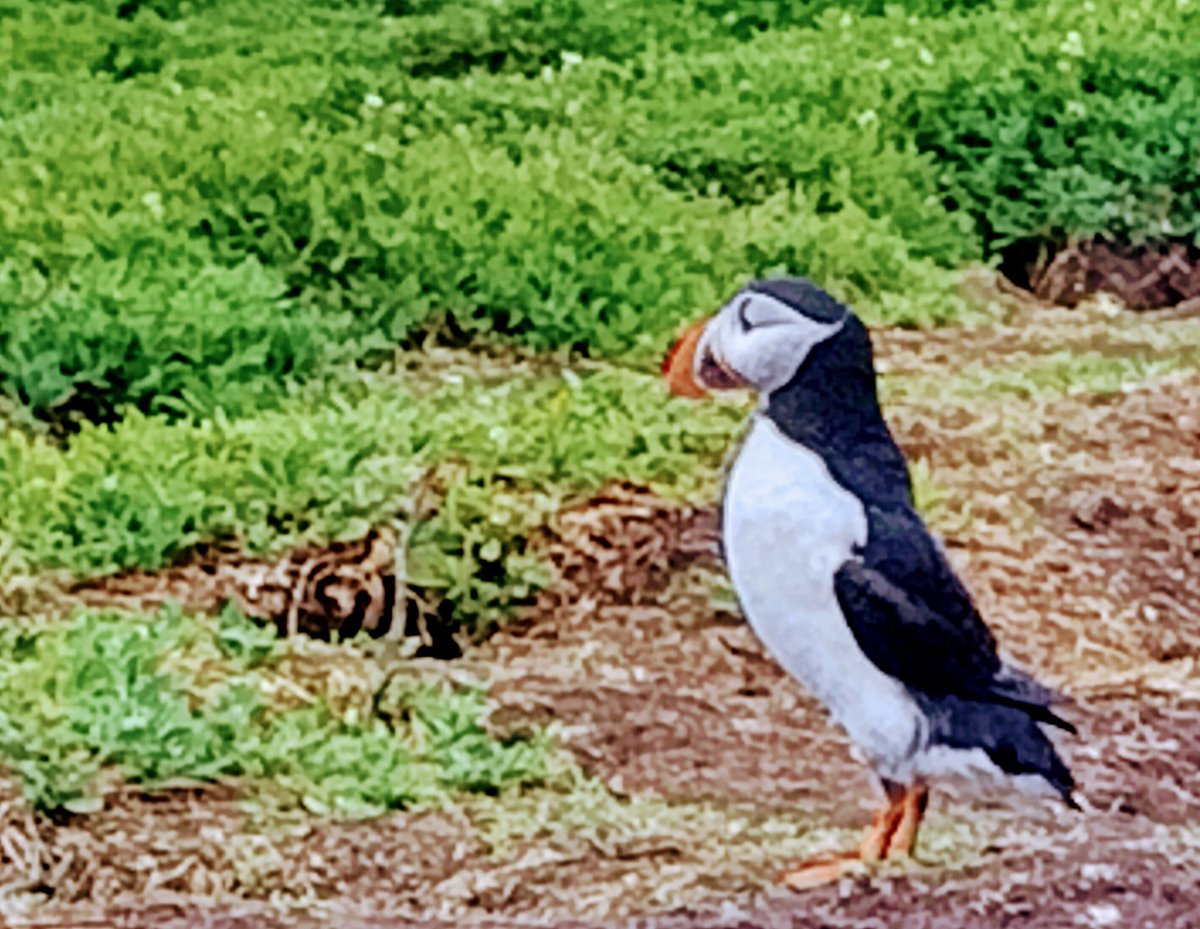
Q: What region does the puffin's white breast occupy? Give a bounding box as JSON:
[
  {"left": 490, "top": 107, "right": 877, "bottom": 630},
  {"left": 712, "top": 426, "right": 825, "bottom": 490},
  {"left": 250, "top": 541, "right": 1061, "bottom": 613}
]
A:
[{"left": 722, "top": 415, "right": 926, "bottom": 779}]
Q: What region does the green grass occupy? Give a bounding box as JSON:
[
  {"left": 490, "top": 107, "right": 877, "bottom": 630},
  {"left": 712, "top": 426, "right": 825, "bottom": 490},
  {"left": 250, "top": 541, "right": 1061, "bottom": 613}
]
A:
[
  {"left": 458, "top": 775, "right": 994, "bottom": 913},
  {"left": 7, "top": 0, "right": 1190, "bottom": 406},
  {"left": 0, "top": 605, "right": 550, "bottom": 813},
  {"left": 4, "top": 322, "right": 1191, "bottom": 637},
  {"left": 0, "top": 249, "right": 353, "bottom": 426}
]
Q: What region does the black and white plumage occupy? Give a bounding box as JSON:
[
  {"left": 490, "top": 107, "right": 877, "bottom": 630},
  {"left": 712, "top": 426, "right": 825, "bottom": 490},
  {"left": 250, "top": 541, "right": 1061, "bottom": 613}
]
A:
[{"left": 663, "top": 277, "right": 1075, "bottom": 888}]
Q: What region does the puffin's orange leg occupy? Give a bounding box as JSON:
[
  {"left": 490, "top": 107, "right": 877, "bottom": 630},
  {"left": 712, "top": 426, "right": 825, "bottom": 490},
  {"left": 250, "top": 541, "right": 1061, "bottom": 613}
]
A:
[
  {"left": 884, "top": 783, "right": 929, "bottom": 858},
  {"left": 856, "top": 785, "right": 907, "bottom": 861},
  {"left": 778, "top": 781, "right": 927, "bottom": 891}
]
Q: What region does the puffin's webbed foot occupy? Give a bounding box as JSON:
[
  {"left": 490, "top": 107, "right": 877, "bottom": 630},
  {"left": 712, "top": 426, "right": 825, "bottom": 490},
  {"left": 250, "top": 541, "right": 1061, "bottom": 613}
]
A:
[
  {"left": 777, "top": 852, "right": 866, "bottom": 890},
  {"left": 778, "top": 780, "right": 929, "bottom": 891}
]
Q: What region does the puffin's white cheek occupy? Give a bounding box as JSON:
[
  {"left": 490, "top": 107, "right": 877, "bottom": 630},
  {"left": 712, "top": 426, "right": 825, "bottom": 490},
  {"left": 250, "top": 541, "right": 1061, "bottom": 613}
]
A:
[
  {"left": 758, "top": 349, "right": 796, "bottom": 392},
  {"left": 733, "top": 341, "right": 793, "bottom": 394},
  {"left": 722, "top": 340, "right": 762, "bottom": 386}
]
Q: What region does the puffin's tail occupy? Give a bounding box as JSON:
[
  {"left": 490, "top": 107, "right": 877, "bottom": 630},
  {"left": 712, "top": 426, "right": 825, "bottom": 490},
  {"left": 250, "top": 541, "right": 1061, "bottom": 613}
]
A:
[
  {"left": 988, "top": 664, "right": 1078, "bottom": 735},
  {"left": 921, "top": 692, "right": 1078, "bottom": 808}
]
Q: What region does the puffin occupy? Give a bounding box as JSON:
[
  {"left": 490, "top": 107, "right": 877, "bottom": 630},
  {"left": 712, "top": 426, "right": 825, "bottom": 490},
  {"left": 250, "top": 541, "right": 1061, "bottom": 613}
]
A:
[{"left": 662, "top": 277, "right": 1076, "bottom": 889}]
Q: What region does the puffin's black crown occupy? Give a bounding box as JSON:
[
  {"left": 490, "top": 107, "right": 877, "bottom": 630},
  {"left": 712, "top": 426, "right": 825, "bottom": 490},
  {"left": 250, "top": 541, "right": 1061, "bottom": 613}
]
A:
[{"left": 746, "top": 277, "right": 849, "bottom": 326}]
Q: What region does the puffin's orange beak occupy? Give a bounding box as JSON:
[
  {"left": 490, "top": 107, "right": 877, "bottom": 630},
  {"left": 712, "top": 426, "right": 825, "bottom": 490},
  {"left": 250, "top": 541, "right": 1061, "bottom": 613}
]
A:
[{"left": 662, "top": 317, "right": 710, "bottom": 399}]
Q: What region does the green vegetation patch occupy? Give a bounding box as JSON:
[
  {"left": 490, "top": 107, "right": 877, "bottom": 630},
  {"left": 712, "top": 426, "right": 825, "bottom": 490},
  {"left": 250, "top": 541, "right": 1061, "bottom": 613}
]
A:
[
  {"left": 902, "top": 2, "right": 1200, "bottom": 251},
  {"left": 0, "top": 367, "right": 746, "bottom": 630},
  {"left": 400, "top": 0, "right": 1199, "bottom": 257},
  {"left": 1, "top": 0, "right": 990, "bottom": 430},
  {"left": 0, "top": 248, "right": 355, "bottom": 429},
  {"left": 4, "top": 0, "right": 1194, "bottom": 435},
  {"left": 950, "top": 351, "right": 1194, "bottom": 400},
  {"left": 0, "top": 605, "right": 550, "bottom": 813},
  {"left": 460, "top": 775, "right": 993, "bottom": 913}
]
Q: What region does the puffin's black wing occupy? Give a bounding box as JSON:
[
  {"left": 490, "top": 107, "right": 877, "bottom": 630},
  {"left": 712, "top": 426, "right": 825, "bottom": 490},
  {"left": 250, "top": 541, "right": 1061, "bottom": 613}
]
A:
[{"left": 834, "top": 505, "right": 1075, "bottom": 733}]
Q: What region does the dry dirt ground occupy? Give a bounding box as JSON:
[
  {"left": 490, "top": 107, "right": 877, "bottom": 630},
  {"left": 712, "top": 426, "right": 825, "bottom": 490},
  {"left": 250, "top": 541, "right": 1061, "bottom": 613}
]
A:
[{"left": 3, "top": 296, "right": 1199, "bottom": 929}]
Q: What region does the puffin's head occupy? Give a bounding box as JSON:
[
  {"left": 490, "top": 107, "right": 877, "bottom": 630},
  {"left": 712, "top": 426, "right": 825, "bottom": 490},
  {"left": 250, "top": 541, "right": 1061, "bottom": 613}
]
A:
[{"left": 662, "top": 277, "right": 852, "bottom": 398}]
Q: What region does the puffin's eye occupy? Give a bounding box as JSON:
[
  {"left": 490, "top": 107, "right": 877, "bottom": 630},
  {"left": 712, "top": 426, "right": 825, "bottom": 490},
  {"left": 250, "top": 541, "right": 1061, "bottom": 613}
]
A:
[{"left": 736, "top": 298, "right": 753, "bottom": 333}]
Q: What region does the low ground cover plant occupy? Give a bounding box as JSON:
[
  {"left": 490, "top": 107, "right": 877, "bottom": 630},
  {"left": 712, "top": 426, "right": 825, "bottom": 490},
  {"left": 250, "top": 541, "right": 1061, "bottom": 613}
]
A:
[{"left": 0, "top": 605, "right": 551, "bottom": 812}]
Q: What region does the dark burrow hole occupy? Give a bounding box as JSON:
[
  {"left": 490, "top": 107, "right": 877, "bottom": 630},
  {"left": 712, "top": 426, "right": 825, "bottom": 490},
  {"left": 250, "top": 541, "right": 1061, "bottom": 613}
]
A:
[{"left": 999, "top": 237, "right": 1200, "bottom": 311}]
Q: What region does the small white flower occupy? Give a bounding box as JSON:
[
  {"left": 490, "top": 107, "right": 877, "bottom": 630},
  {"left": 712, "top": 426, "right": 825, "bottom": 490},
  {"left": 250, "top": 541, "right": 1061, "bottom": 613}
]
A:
[
  {"left": 364, "top": 93, "right": 384, "bottom": 109},
  {"left": 918, "top": 47, "right": 934, "bottom": 65},
  {"left": 141, "top": 191, "right": 164, "bottom": 220},
  {"left": 1060, "top": 30, "right": 1085, "bottom": 56},
  {"left": 561, "top": 50, "right": 583, "bottom": 66}
]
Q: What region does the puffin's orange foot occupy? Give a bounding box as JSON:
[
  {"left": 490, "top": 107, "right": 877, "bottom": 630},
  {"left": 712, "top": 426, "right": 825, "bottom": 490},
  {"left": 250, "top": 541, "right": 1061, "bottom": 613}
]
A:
[
  {"left": 777, "top": 781, "right": 929, "bottom": 893},
  {"left": 777, "top": 853, "right": 866, "bottom": 890}
]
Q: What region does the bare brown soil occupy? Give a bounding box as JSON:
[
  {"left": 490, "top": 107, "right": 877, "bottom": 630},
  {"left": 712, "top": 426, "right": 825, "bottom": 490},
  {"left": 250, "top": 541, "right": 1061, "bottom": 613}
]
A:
[{"left": 3, "top": 298, "right": 1200, "bottom": 929}]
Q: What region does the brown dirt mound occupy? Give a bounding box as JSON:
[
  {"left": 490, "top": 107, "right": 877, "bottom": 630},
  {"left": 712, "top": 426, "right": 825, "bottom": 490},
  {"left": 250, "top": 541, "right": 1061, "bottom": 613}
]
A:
[
  {"left": 536, "top": 484, "right": 720, "bottom": 612},
  {"left": 1045, "top": 381, "right": 1200, "bottom": 664},
  {"left": 1004, "top": 237, "right": 1200, "bottom": 312}
]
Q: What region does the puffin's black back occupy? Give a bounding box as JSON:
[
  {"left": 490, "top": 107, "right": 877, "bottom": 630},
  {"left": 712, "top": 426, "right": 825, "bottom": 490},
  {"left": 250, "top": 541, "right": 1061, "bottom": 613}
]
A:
[{"left": 759, "top": 285, "right": 912, "bottom": 509}]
